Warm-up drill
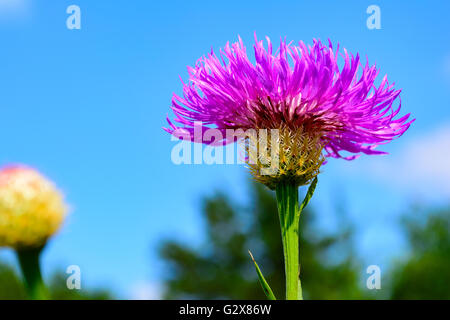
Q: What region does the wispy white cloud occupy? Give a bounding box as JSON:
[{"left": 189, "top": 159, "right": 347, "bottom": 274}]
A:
[
  {"left": 346, "top": 124, "right": 450, "bottom": 198},
  {"left": 0, "top": 0, "right": 29, "bottom": 18},
  {"left": 129, "top": 282, "right": 162, "bottom": 300}
]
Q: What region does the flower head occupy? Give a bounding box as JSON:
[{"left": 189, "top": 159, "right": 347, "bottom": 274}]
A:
[
  {"left": 166, "top": 36, "right": 413, "bottom": 187},
  {"left": 0, "top": 165, "right": 67, "bottom": 249}
]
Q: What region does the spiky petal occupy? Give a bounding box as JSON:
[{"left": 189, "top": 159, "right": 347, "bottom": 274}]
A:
[{"left": 166, "top": 36, "right": 413, "bottom": 160}]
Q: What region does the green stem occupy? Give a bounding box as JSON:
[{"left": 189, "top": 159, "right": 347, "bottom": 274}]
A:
[
  {"left": 16, "top": 246, "right": 49, "bottom": 300},
  {"left": 276, "top": 181, "right": 302, "bottom": 300}
]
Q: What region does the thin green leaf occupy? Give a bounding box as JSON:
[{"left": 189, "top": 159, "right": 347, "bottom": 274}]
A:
[
  {"left": 299, "top": 177, "right": 318, "bottom": 212},
  {"left": 298, "top": 278, "right": 303, "bottom": 300},
  {"left": 248, "top": 250, "right": 276, "bottom": 300}
]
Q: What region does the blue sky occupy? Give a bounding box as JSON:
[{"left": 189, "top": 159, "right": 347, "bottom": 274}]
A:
[{"left": 0, "top": 0, "right": 449, "bottom": 298}]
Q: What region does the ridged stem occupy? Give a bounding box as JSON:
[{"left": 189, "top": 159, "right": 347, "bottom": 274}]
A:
[{"left": 276, "top": 181, "right": 302, "bottom": 300}]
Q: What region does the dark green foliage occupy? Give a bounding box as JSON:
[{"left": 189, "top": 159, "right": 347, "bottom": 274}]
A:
[
  {"left": 0, "top": 262, "right": 27, "bottom": 299},
  {"left": 159, "top": 182, "right": 366, "bottom": 299},
  {"left": 0, "top": 262, "right": 113, "bottom": 300},
  {"left": 389, "top": 208, "right": 450, "bottom": 299},
  {"left": 47, "top": 273, "right": 113, "bottom": 300}
]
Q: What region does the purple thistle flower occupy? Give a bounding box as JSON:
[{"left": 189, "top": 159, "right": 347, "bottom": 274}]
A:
[
  {"left": 165, "top": 36, "right": 414, "bottom": 299},
  {"left": 165, "top": 35, "right": 413, "bottom": 161}
]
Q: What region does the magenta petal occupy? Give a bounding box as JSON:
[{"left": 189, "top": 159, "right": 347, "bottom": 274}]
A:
[{"left": 165, "top": 36, "right": 413, "bottom": 160}]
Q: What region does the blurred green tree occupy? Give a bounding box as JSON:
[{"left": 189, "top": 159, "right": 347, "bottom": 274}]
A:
[
  {"left": 389, "top": 208, "right": 450, "bottom": 299},
  {"left": 159, "top": 182, "right": 366, "bottom": 299},
  {"left": 0, "top": 261, "right": 113, "bottom": 300},
  {"left": 0, "top": 262, "right": 27, "bottom": 299}
]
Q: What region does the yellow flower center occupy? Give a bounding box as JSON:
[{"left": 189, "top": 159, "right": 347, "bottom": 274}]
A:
[{"left": 243, "top": 126, "right": 325, "bottom": 189}]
